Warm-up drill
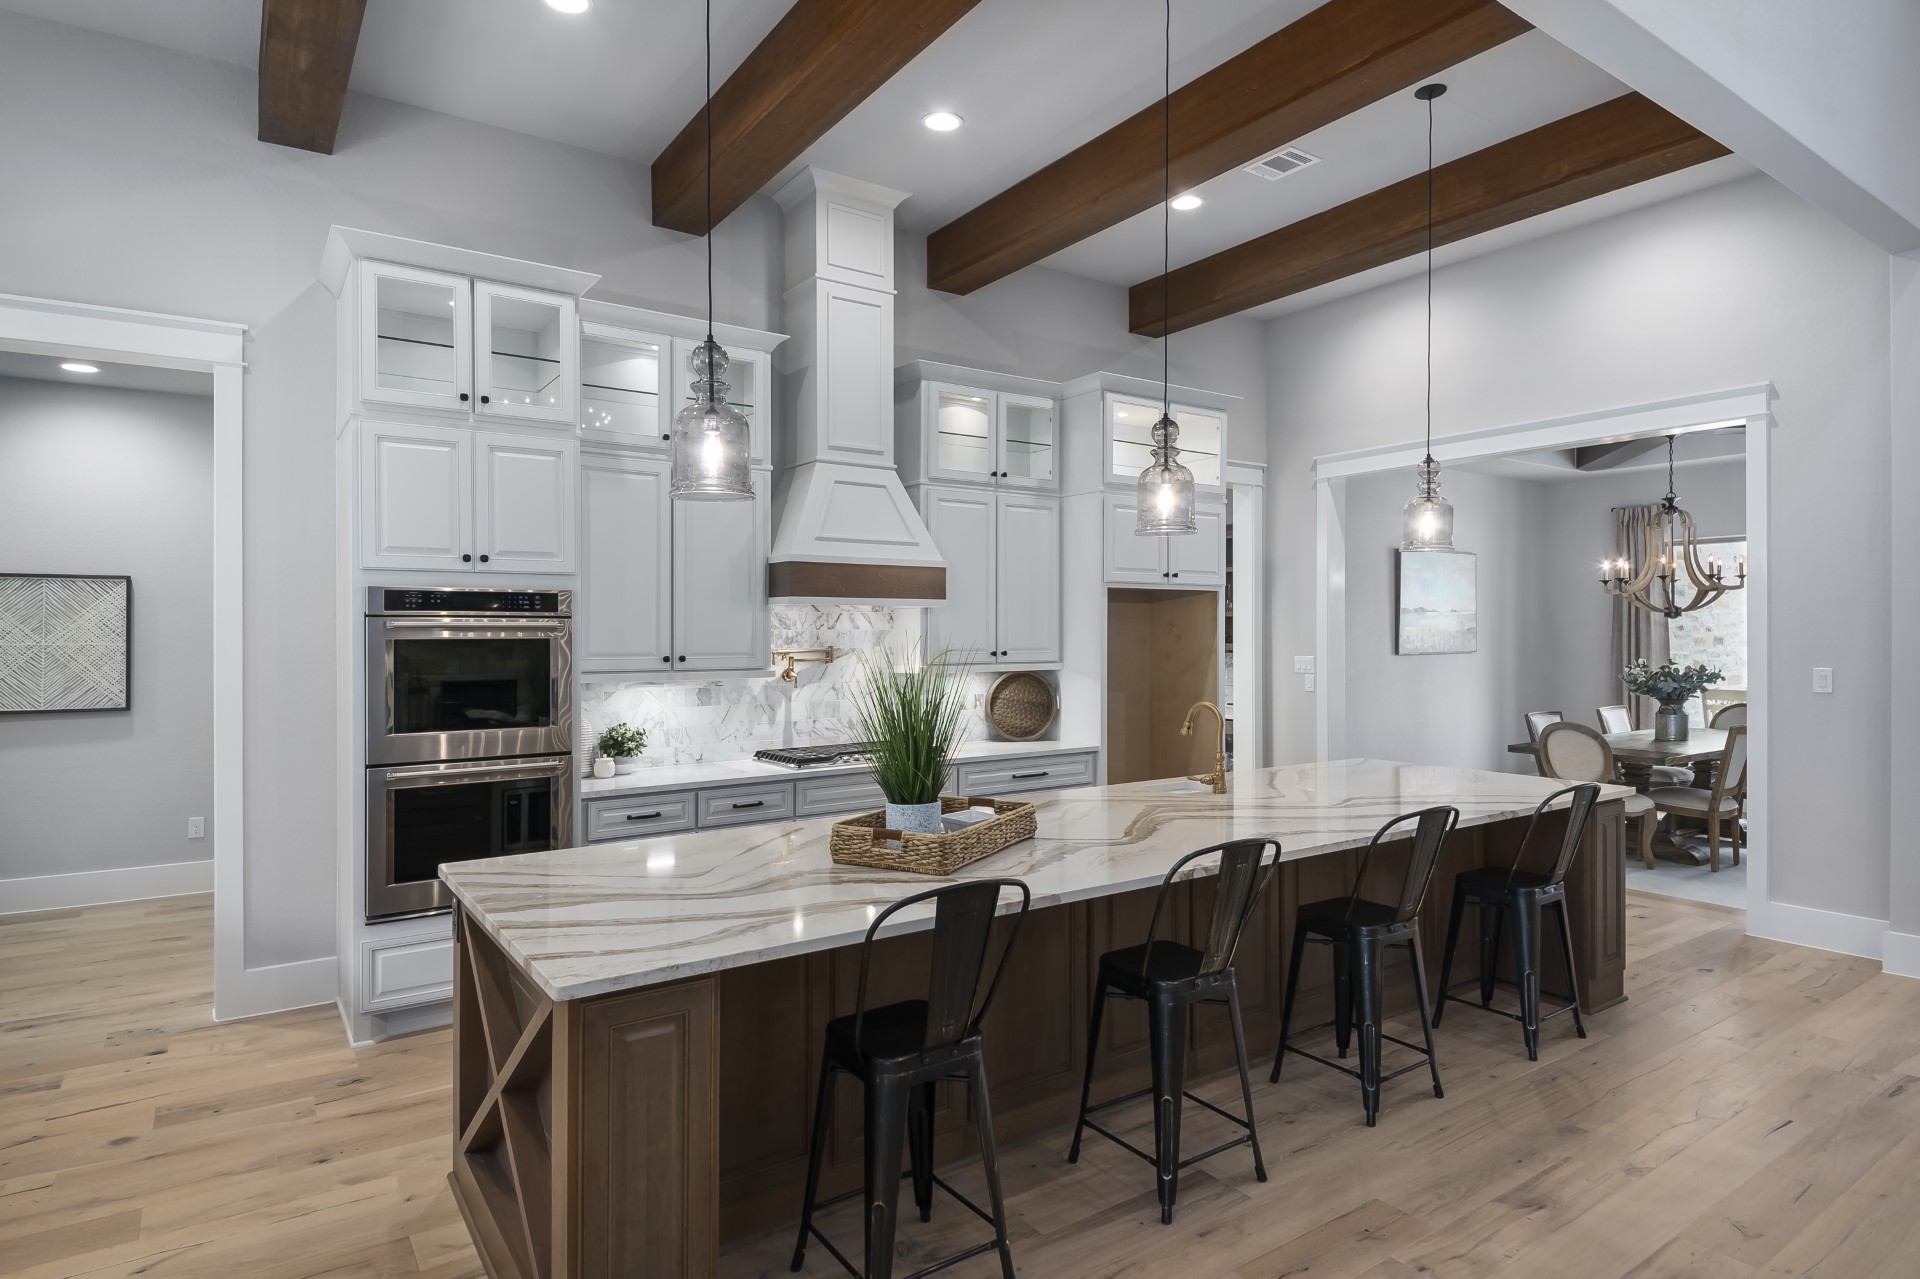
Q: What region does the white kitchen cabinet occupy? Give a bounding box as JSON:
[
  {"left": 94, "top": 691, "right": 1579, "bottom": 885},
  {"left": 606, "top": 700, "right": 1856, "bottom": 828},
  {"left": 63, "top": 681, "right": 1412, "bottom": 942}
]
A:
[
  {"left": 1105, "top": 392, "right": 1224, "bottom": 494},
  {"left": 920, "top": 486, "right": 997, "bottom": 659},
  {"left": 579, "top": 324, "right": 670, "bottom": 449},
  {"left": 475, "top": 281, "right": 576, "bottom": 426},
  {"left": 579, "top": 454, "right": 673, "bottom": 673},
  {"left": 358, "top": 421, "right": 574, "bottom": 574},
  {"left": 915, "top": 485, "right": 1061, "bottom": 665},
  {"left": 358, "top": 262, "right": 472, "bottom": 416},
  {"left": 360, "top": 421, "right": 471, "bottom": 571},
  {"left": 669, "top": 336, "right": 772, "bottom": 465},
  {"left": 472, "top": 431, "right": 576, "bottom": 573},
  {"left": 671, "top": 468, "right": 771, "bottom": 671},
  {"left": 899, "top": 377, "right": 1060, "bottom": 492},
  {"left": 995, "top": 494, "right": 1062, "bottom": 664},
  {"left": 1103, "top": 493, "right": 1225, "bottom": 588}
]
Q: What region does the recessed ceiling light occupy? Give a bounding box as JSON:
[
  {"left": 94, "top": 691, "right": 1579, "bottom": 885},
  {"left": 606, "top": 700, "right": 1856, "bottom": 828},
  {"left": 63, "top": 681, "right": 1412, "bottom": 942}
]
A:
[
  {"left": 922, "top": 111, "right": 963, "bottom": 133},
  {"left": 60, "top": 362, "right": 100, "bottom": 374},
  {"left": 544, "top": 0, "right": 589, "bottom": 13},
  {"left": 1170, "top": 193, "right": 1203, "bottom": 211}
]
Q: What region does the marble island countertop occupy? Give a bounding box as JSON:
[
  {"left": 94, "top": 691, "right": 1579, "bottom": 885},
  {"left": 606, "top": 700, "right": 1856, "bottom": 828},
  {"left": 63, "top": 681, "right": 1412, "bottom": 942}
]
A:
[
  {"left": 444, "top": 759, "right": 1631, "bottom": 1003},
  {"left": 578, "top": 738, "right": 1098, "bottom": 797}
]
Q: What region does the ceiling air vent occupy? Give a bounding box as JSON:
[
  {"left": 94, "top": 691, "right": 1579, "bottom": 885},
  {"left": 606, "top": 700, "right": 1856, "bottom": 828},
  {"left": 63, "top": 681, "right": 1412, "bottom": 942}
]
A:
[{"left": 1242, "top": 146, "right": 1320, "bottom": 181}]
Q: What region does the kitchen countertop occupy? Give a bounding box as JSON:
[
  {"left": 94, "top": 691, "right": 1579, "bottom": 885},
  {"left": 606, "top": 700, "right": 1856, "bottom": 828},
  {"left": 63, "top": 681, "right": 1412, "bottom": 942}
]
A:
[
  {"left": 577, "top": 738, "right": 1099, "bottom": 798},
  {"left": 445, "top": 759, "right": 1631, "bottom": 1003}
]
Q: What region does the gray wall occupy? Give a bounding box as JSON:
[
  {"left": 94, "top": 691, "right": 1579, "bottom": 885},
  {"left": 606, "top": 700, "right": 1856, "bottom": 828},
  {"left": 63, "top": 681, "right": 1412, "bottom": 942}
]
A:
[
  {"left": 0, "top": 376, "right": 214, "bottom": 881},
  {"left": 1268, "top": 172, "right": 1891, "bottom": 923}
]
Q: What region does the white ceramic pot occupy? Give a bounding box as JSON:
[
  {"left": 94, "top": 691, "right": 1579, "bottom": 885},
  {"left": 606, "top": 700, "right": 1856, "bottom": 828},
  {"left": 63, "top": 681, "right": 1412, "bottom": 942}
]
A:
[
  {"left": 612, "top": 757, "right": 637, "bottom": 775},
  {"left": 592, "top": 757, "right": 616, "bottom": 779},
  {"left": 885, "top": 801, "right": 943, "bottom": 835}
]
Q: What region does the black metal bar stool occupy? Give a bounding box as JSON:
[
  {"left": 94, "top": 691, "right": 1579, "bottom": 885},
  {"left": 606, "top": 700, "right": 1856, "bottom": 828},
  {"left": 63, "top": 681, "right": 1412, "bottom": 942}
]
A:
[
  {"left": 1067, "top": 838, "right": 1279, "bottom": 1225},
  {"left": 791, "top": 878, "right": 1030, "bottom": 1279},
  {"left": 1269, "top": 806, "right": 1457, "bottom": 1127},
  {"left": 1433, "top": 783, "right": 1599, "bottom": 1060}
]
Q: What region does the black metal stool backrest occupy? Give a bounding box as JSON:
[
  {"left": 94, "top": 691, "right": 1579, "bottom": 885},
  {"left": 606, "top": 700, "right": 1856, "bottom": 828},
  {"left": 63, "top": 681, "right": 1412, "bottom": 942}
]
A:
[
  {"left": 1343, "top": 806, "right": 1459, "bottom": 924},
  {"left": 1141, "top": 839, "right": 1281, "bottom": 978},
  {"left": 1504, "top": 783, "right": 1601, "bottom": 887},
  {"left": 852, "top": 878, "right": 1033, "bottom": 1054}
]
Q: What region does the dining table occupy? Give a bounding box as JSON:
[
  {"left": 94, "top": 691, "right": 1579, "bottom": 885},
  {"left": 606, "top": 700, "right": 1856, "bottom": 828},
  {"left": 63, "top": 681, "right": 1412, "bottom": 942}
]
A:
[{"left": 1508, "top": 727, "right": 1731, "bottom": 865}]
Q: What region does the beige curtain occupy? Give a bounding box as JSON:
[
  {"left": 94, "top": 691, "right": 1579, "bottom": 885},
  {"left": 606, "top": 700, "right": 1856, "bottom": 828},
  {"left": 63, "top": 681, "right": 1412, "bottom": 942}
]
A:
[{"left": 1611, "top": 505, "right": 1670, "bottom": 729}]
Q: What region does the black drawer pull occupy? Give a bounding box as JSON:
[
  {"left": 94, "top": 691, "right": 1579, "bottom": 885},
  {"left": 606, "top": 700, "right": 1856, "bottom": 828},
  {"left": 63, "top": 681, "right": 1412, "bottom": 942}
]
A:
[
  {"left": 1010, "top": 770, "right": 1049, "bottom": 780},
  {"left": 731, "top": 799, "right": 766, "bottom": 810},
  {"left": 624, "top": 811, "right": 663, "bottom": 821}
]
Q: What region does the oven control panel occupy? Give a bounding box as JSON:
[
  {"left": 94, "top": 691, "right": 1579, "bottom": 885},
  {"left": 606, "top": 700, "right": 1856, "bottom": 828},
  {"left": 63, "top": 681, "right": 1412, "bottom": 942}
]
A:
[{"left": 370, "top": 587, "right": 569, "bottom": 616}]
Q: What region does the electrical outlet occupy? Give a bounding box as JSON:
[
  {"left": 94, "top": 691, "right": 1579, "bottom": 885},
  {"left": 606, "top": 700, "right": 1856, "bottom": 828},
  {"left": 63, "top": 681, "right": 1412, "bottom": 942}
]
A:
[
  {"left": 187, "top": 816, "right": 206, "bottom": 839},
  {"left": 1293, "top": 656, "right": 1315, "bottom": 674},
  {"left": 1813, "top": 667, "right": 1833, "bottom": 694},
  {"left": 1303, "top": 673, "right": 1316, "bottom": 692}
]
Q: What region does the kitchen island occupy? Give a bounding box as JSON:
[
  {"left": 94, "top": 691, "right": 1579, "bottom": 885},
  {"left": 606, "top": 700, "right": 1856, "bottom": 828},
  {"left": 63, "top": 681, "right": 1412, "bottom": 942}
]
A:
[{"left": 439, "top": 759, "right": 1629, "bottom": 1279}]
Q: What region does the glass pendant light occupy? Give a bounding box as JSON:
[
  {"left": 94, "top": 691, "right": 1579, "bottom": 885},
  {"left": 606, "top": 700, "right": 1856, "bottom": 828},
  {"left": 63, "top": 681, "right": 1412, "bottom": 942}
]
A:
[
  {"left": 670, "top": 0, "right": 753, "bottom": 502},
  {"left": 1135, "top": 0, "right": 1196, "bottom": 537},
  {"left": 1401, "top": 82, "right": 1453, "bottom": 550}
]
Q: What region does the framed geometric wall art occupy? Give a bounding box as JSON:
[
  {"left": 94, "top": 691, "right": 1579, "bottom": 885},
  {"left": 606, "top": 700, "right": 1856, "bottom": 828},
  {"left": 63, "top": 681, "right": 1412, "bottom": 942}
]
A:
[
  {"left": 0, "top": 574, "right": 132, "bottom": 712},
  {"left": 1395, "top": 550, "right": 1477, "bottom": 655}
]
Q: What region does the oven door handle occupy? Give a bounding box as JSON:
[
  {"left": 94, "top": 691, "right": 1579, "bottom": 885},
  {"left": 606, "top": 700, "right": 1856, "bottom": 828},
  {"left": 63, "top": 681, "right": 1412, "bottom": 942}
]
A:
[
  {"left": 382, "top": 618, "right": 569, "bottom": 633},
  {"left": 381, "top": 758, "right": 571, "bottom": 785}
]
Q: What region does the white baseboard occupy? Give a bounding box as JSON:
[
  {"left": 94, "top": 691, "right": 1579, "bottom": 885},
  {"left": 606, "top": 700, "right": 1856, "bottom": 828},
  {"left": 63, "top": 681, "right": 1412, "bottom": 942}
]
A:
[
  {"left": 1, "top": 859, "right": 214, "bottom": 914},
  {"left": 1881, "top": 929, "right": 1920, "bottom": 980},
  {"left": 1747, "top": 897, "right": 1888, "bottom": 962},
  {"left": 213, "top": 955, "right": 337, "bottom": 1022}
]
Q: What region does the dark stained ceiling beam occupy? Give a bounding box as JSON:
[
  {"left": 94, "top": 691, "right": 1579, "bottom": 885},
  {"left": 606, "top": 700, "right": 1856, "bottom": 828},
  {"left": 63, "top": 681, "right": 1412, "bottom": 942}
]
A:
[
  {"left": 1128, "top": 92, "right": 1730, "bottom": 336},
  {"left": 925, "top": 0, "right": 1532, "bottom": 296},
  {"left": 651, "top": 0, "right": 984, "bottom": 235},
  {"left": 257, "top": 0, "right": 368, "bottom": 154}
]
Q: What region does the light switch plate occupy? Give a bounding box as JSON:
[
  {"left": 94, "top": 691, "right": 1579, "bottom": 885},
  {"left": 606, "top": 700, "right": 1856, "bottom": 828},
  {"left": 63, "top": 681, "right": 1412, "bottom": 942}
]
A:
[
  {"left": 1293, "top": 656, "right": 1315, "bottom": 674},
  {"left": 1303, "top": 673, "right": 1316, "bottom": 692},
  {"left": 1813, "top": 667, "right": 1833, "bottom": 694}
]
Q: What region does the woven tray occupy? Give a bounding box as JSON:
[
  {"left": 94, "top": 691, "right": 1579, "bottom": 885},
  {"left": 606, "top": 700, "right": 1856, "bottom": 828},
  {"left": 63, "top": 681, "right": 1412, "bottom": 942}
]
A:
[
  {"left": 985, "top": 670, "right": 1057, "bottom": 741},
  {"left": 829, "top": 796, "right": 1037, "bottom": 876}
]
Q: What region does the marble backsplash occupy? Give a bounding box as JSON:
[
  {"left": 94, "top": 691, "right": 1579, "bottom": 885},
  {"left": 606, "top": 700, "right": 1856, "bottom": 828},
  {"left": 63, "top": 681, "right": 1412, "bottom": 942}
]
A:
[{"left": 577, "top": 605, "right": 997, "bottom": 773}]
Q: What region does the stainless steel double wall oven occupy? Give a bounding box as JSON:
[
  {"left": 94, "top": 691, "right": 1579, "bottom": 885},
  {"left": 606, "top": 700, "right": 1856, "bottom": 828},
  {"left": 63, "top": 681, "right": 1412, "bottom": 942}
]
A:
[{"left": 364, "top": 587, "right": 573, "bottom": 920}]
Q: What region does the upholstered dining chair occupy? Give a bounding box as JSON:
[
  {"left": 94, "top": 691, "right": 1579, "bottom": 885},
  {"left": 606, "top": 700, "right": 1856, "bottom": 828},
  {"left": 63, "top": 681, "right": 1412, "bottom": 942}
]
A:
[
  {"left": 1596, "top": 705, "right": 1691, "bottom": 786},
  {"left": 1523, "top": 712, "right": 1563, "bottom": 777},
  {"left": 1651, "top": 726, "right": 1749, "bottom": 872},
  {"left": 1537, "top": 721, "right": 1659, "bottom": 870}
]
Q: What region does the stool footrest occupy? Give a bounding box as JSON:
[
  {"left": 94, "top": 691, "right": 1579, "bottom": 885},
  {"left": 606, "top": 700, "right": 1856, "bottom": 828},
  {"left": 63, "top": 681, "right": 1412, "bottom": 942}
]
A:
[{"left": 801, "top": 1165, "right": 1001, "bottom": 1279}]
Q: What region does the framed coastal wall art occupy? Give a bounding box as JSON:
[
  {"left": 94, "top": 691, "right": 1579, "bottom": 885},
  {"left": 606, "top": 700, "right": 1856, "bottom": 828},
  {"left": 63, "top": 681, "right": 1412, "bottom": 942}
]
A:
[
  {"left": 1395, "top": 550, "right": 1476, "bottom": 655},
  {"left": 0, "top": 573, "right": 132, "bottom": 712}
]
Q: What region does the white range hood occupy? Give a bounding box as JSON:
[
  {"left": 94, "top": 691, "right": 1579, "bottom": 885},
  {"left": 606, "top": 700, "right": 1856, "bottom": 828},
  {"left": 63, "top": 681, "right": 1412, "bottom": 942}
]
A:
[{"left": 767, "top": 169, "right": 945, "bottom": 607}]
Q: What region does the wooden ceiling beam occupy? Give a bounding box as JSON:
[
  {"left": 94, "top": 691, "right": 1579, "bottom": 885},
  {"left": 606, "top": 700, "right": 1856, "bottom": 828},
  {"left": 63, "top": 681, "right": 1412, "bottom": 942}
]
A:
[
  {"left": 1128, "top": 92, "right": 1730, "bottom": 336},
  {"left": 925, "top": 0, "right": 1531, "bottom": 296},
  {"left": 257, "top": 0, "right": 368, "bottom": 154},
  {"left": 651, "top": 0, "right": 983, "bottom": 235}
]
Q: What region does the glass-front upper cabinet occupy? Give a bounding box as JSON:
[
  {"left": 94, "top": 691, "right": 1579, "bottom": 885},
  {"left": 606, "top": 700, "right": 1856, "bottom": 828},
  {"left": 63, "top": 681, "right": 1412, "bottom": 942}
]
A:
[
  {"left": 670, "top": 337, "right": 769, "bottom": 465},
  {"left": 931, "top": 386, "right": 994, "bottom": 483},
  {"left": 1107, "top": 393, "right": 1224, "bottom": 493},
  {"left": 359, "top": 262, "right": 472, "bottom": 414},
  {"left": 997, "top": 393, "right": 1056, "bottom": 489},
  {"left": 579, "top": 324, "right": 668, "bottom": 447},
  {"left": 475, "top": 281, "right": 576, "bottom": 426}
]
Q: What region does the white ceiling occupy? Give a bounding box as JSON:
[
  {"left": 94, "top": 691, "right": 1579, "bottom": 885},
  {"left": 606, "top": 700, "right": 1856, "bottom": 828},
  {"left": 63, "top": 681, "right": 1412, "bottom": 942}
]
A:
[
  {"left": 0, "top": 0, "right": 1751, "bottom": 297},
  {"left": 1454, "top": 426, "right": 1747, "bottom": 483},
  {"left": 0, "top": 350, "right": 214, "bottom": 395}
]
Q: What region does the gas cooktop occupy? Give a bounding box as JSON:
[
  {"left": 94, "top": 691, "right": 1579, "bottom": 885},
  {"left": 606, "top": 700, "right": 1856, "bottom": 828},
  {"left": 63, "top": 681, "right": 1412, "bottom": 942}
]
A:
[{"left": 752, "top": 743, "right": 876, "bottom": 769}]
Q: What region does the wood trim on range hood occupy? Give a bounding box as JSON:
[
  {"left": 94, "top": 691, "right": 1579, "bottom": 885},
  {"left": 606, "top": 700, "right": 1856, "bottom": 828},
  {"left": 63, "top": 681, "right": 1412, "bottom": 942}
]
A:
[{"left": 767, "top": 561, "right": 946, "bottom": 604}]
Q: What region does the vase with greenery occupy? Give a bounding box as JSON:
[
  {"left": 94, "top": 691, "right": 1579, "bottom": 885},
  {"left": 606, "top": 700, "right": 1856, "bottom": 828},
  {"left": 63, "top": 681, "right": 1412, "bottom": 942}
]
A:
[
  {"left": 596, "top": 723, "right": 647, "bottom": 775},
  {"left": 1621, "top": 659, "right": 1723, "bottom": 742},
  {"left": 850, "top": 649, "right": 968, "bottom": 835}
]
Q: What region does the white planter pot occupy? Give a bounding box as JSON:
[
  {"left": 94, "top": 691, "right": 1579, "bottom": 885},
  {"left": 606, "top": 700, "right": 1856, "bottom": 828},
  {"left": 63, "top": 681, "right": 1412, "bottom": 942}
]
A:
[
  {"left": 612, "top": 757, "right": 637, "bottom": 775},
  {"left": 884, "top": 801, "right": 943, "bottom": 835}
]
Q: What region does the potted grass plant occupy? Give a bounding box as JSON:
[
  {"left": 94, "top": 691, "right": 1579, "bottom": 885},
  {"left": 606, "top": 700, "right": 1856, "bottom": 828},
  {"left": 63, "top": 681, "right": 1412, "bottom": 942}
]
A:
[
  {"left": 1622, "top": 659, "right": 1723, "bottom": 742},
  {"left": 850, "top": 649, "right": 968, "bottom": 835}
]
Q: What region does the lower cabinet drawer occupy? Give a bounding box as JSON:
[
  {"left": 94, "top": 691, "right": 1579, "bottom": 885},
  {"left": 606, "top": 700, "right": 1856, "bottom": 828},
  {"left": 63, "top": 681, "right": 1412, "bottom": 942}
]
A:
[
  {"left": 587, "top": 791, "right": 697, "bottom": 842},
  {"left": 697, "top": 782, "right": 796, "bottom": 829},
  {"left": 954, "top": 752, "right": 1097, "bottom": 797},
  {"left": 361, "top": 934, "right": 454, "bottom": 1012},
  {"left": 796, "top": 773, "right": 887, "bottom": 818}
]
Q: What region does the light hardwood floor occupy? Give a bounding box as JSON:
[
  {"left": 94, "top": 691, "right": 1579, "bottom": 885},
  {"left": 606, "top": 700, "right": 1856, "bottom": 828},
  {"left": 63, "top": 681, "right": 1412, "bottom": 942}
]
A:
[{"left": 7, "top": 892, "right": 1920, "bottom": 1277}]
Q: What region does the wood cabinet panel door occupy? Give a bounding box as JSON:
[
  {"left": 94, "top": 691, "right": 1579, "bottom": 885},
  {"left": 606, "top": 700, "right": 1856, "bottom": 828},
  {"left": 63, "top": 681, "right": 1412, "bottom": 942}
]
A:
[
  {"left": 995, "top": 494, "right": 1062, "bottom": 664},
  {"left": 919, "top": 485, "right": 996, "bottom": 660},
  {"left": 360, "top": 420, "right": 471, "bottom": 571},
  {"left": 1103, "top": 496, "right": 1167, "bottom": 585},
  {"left": 580, "top": 454, "right": 671, "bottom": 674},
  {"left": 474, "top": 430, "right": 576, "bottom": 573},
  {"left": 1169, "top": 505, "right": 1226, "bottom": 586},
  {"left": 672, "top": 472, "right": 769, "bottom": 671}
]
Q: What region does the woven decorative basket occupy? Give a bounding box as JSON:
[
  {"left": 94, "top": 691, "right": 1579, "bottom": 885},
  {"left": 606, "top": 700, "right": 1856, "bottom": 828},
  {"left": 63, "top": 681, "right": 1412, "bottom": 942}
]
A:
[
  {"left": 829, "top": 796, "right": 1037, "bottom": 876},
  {"left": 985, "top": 671, "right": 1057, "bottom": 741}
]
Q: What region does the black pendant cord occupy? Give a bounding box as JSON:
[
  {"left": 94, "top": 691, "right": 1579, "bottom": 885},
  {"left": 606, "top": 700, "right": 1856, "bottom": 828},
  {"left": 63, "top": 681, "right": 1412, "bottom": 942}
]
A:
[
  {"left": 1664, "top": 434, "right": 1678, "bottom": 506},
  {"left": 704, "top": 0, "right": 715, "bottom": 346},
  {"left": 1160, "top": 0, "right": 1171, "bottom": 423},
  {"left": 1423, "top": 89, "right": 1434, "bottom": 468}
]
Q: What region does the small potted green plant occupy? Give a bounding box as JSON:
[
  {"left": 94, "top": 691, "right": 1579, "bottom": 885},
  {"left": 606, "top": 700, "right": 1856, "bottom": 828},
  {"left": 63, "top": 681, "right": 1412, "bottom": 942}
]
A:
[
  {"left": 596, "top": 723, "right": 647, "bottom": 775},
  {"left": 850, "top": 649, "right": 968, "bottom": 834},
  {"left": 1621, "top": 659, "right": 1723, "bottom": 742}
]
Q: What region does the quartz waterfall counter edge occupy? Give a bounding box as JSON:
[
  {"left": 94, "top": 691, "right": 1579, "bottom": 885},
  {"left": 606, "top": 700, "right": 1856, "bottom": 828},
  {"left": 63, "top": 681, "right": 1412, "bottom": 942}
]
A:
[
  {"left": 443, "top": 759, "right": 1632, "bottom": 1002},
  {"left": 441, "top": 759, "right": 1630, "bottom": 1278}
]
